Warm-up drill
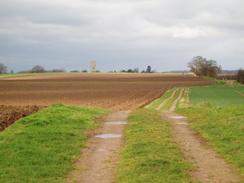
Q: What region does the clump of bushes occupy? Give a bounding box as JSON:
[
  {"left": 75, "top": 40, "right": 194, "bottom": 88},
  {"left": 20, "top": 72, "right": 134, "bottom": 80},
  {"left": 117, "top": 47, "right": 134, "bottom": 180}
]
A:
[{"left": 237, "top": 69, "right": 244, "bottom": 84}]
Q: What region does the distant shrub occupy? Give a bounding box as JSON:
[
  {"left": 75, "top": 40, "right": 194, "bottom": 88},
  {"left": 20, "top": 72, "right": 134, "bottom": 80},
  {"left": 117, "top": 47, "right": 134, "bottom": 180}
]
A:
[
  {"left": 31, "top": 65, "right": 45, "bottom": 73},
  {"left": 51, "top": 69, "right": 66, "bottom": 72},
  {"left": 121, "top": 68, "right": 139, "bottom": 73},
  {"left": 70, "top": 70, "right": 80, "bottom": 73},
  {"left": 237, "top": 69, "right": 244, "bottom": 84}
]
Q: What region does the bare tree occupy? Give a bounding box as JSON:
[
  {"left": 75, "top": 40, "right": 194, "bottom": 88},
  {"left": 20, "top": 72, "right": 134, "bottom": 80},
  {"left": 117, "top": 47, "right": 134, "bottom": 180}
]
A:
[
  {"left": 237, "top": 69, "right": 244, "bottom": 84},
  {"left": 0, "top": 63, "right": 8, "bottom": 74},
  {"left": 31, "top": 65, "right": 45, "bottom": 73},
  {"left": 188, "top": 56, "right": 221, "bottom": 77}
]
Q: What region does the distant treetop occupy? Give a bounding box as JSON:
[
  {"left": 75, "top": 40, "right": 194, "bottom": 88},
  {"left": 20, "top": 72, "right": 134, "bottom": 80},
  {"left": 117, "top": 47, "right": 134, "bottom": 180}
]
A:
[
  {"left": 188, "top": 56, "right": 221, "bottom": 78},
  {"left": 0, "top": 63, "right": 8, "bottom": 74},
  {"left": 31, "top": 65, "right": 46, "bottom": 73}
]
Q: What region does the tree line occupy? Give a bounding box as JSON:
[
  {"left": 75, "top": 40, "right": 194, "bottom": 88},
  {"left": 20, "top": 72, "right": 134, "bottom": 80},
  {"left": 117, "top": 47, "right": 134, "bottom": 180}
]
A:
[
  {"left": 0, "top": 64, "right": 81, "bottom": 74},
  {"left": 0, "top": 64, "right": 154, "bottom": 74},
  {"left": 118, "top": 66, "right": 154, "bottom": 73},
  {"left": 188, "top": 56, "right": 243, "bottom": 84},
  {"left": 0, "top": 60, "right": 243, "bottom": 84}
]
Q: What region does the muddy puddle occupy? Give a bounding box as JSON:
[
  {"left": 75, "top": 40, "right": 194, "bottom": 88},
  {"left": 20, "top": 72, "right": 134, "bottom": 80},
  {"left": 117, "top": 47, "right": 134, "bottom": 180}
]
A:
[
  {"left": 95, "top": 134, "right": 122, "bottom": 139},
  {"left": 169, "top": 115, "right": 186, "bottom": 120},
  {"left": 105, "top": 121, "right": 127, "bottom": 125}
]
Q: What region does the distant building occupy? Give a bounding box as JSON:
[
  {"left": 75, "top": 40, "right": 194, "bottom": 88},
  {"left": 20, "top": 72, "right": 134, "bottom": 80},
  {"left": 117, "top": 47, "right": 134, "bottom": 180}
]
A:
[{"left": 90, "top": 60, "right": 96, "bottom": 73}]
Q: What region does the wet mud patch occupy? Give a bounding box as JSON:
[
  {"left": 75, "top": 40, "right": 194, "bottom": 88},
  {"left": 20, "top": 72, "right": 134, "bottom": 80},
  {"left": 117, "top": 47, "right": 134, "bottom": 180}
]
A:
[
  {"left": 105, "top": 121, "right": 128, "bottom": 125},
  {"left": 95, "top": 133, "right": 122, "bottom": 139}
]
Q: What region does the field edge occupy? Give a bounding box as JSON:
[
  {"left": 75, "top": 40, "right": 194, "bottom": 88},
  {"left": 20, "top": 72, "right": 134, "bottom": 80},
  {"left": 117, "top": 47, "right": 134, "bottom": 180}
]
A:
[{"left": 0, "top": 104, "right": 108, "bottom": 183}]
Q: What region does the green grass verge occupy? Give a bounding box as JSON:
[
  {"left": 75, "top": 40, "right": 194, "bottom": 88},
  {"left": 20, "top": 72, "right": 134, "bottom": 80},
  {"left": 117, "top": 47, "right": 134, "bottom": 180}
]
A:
[
  {"left": 117, "top": 109, "right": 192, "bottom": 183},
  {"left": 177, "top": 84, "right": 244, "bottom": 176},
  {"left": 0, "top": 72, "right": 73, "bottom": 79},
  {"left": 0, "top": 104, "right": 107, "bottom": 183},
  {"left": 0, "top": 73, "right": 32, "bottom": 79}
]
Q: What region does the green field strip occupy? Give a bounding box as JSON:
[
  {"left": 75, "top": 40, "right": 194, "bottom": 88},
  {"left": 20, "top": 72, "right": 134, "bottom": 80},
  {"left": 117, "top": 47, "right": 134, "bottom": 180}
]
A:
[
  {"left": 189, "top": 85, "right": 244, "bottom": 106},
  {"left": 0, "top": 105, "right": 107, "bottom": 183},
  {"left": 0, "top": 73, "right": 33, "bottom": 79}
]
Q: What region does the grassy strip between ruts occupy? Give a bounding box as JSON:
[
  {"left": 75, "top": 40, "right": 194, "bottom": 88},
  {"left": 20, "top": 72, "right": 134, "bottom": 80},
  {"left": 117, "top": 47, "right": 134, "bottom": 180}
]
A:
[
  {"left": 145, "top": 88, "right": 174, "bottom": 110},
  {"left": 177, "top": 84, "right": 244, "bottom": 176},
  {"left": 116, "top": 109, "right": 192, "bottom": 183},
  {"left": 146, "top": 88, "right": 181, "bottom": 112},
  {"left": 0, "top": 104, "right": 107, "bottom": 183}
]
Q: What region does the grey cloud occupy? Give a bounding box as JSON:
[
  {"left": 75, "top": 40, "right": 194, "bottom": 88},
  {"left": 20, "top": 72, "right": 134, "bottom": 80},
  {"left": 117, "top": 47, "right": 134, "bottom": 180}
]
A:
[{"left": 0, "top": 0, "right": 243, "bottom": 72}]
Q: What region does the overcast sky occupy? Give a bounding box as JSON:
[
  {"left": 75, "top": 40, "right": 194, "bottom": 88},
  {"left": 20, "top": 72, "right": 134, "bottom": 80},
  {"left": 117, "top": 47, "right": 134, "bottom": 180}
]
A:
[{"left": 0, "top": 0, "right": 243, "bottom": 72}]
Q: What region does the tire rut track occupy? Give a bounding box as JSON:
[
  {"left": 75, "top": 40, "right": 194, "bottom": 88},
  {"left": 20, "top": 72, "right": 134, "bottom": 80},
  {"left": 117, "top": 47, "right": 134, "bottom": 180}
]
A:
[
  {"left": 156, "top": 88, "right": 179, "bottom": 111},
  {"left": 66, "top": 111, "right": 129, "bottom": 183},
  {"left": 161, "top": 88, "right": 242, "bottom": 183}
]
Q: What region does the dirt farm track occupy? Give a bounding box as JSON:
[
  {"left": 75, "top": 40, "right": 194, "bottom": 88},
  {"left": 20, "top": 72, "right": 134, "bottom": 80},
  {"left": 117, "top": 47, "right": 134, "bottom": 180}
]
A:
[{"left": 0, "top": 73, "right": 211, "bottom": 110}]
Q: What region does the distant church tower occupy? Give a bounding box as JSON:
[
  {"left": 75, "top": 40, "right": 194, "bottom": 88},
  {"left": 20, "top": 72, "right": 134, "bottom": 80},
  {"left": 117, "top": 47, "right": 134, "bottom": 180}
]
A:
[{"left": 90, "top": 60, "right": 96, "bottom": 73}]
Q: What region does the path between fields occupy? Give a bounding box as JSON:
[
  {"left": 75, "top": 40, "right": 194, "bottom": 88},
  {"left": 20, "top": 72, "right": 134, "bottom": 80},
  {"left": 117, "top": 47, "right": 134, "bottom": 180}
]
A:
[
  {"left": 66, "top": 111, "right": 128, "bottom": 183},
  {"left": 162, "top": 88, "right": 241, "bottom": 183}
]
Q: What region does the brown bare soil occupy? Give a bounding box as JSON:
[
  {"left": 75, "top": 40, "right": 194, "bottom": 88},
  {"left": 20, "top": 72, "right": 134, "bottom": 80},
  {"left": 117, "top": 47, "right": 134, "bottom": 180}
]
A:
[
  {"left": 0, "top": 105, "right": 41, "bottom": 131},
  {"left": 0, "top": 73, "right": 211, "bottom": 111}
]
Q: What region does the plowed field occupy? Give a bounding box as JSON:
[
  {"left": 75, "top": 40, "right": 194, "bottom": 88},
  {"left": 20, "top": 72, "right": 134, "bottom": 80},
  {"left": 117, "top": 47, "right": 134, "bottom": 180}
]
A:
[
  {"left": 0, "top": 105, "right": 41, "bottom": 131},
  {"left": 0, "top": 73, "right": 211, "bottom": 110}
]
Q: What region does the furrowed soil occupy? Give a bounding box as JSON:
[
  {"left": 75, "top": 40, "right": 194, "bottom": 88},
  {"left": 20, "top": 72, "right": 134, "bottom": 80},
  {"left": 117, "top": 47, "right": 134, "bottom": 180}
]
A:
[
  {"left": 0, "top": 105, "right": 41, "bottom": 131},
  {"left": 0, "top": 73, "right": 211, "bottom": 111}
]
